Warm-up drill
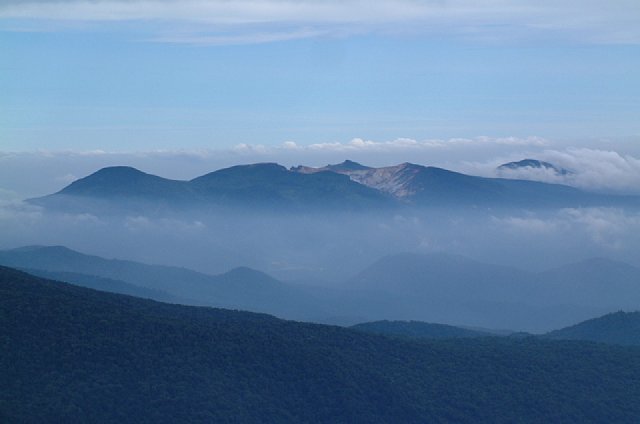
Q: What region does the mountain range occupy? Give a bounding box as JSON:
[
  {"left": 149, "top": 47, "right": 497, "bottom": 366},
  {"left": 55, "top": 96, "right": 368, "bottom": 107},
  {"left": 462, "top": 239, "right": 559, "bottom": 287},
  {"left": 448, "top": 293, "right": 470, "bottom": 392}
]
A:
[
  {"left": 351, "top": 252, "right": 640, "bottom": 309},
  {"left": 348, "top": 252, "right": 640, "bottom": 331},
  {"left": 30, "top": 163, "right": 392, "bottom": 213},
  {"left": 29, "top": 160, "right": 639, "bottom": 213},
  {"left": 0, "top": 245, "right": 322, "bottom": 319},
  {"left": 2, "top": 245, "right": 639, "bottom": 332},
  {"left": 294, "top": 160, "right": 590, "bottom": 207},
  {"left": 3, "top": 265, "right": 640, "bottom": 422}
]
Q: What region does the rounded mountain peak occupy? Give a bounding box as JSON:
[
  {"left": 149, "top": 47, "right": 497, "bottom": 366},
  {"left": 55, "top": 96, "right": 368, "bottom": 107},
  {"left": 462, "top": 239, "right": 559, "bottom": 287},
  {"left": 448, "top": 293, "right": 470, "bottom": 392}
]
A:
[{"left": 57, "top": 166, "right": 186, "bottom": 197}]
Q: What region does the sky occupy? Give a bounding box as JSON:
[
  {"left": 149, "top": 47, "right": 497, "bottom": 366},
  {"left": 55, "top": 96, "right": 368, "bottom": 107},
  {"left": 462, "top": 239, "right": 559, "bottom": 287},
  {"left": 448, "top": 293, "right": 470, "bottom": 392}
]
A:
[
  {"left": 1, "top": 0, "right": 640, "bottom": 197},
  {"left": 2, "top": 1, "right": 639, "bottom": 150}
]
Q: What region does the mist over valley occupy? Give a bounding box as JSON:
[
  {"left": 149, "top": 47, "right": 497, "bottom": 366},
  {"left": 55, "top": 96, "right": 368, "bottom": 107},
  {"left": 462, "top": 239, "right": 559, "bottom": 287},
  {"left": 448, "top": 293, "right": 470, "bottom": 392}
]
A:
[{"left": 1, "top": 159, "right": 639, "bottom": 333}]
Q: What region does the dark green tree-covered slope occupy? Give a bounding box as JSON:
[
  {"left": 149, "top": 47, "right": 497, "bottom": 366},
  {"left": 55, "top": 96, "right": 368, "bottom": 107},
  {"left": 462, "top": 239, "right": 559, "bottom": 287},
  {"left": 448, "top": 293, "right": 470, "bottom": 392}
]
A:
[
  {"left": 3, "top": 265, "right": 640, "bottom": 423},
  {"left": 546, "top": 311, "right": 640, "bottom": 346},
  {"left": 352, "top": 320, "right": 492, "bottom": 339},
  {"left": 23, "top": 268, "right": 185, "bottom": 304}
]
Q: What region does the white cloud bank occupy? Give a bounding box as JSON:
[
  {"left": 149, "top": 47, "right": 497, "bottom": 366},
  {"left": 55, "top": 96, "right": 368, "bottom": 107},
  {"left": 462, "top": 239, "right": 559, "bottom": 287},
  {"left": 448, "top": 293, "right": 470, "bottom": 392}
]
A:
[
  {"left": 237, "top": 136, "right": 548, "bottom": 153},
  {"left": 1, "top": 0, "right": 638, "bottom": 45},
  {"left": 461, "top": 148, "right": 640, "bottom": 195}
]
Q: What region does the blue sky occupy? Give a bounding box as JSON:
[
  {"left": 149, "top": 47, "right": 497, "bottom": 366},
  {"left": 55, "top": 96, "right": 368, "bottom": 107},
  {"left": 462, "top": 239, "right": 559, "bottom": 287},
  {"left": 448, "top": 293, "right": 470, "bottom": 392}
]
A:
[{"left": 1, "top": 0, "right": 639, "bottom": 152}]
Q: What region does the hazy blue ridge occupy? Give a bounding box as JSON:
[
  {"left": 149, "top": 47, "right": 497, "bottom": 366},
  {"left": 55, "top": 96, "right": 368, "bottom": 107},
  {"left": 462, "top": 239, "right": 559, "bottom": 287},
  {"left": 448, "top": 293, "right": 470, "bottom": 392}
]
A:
[
  {"left": 0, "top": 245, "right": 328, "bottom": 320},
  {"left": 3, "top": 246, "right": 640, "bottom": 332}
]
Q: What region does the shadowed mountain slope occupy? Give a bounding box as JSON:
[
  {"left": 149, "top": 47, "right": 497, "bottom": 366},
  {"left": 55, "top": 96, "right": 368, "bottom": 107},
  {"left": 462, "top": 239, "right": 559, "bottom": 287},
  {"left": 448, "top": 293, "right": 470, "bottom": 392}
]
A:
[{"left": 0, "top": 245, "right": 322, "bottom": 319}]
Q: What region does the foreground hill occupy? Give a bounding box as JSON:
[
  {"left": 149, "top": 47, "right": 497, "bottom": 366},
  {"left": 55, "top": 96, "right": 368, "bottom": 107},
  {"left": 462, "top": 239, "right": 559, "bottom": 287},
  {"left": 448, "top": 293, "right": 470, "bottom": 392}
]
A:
[
  {"left": 3, "top": 266, "right": 640, "bottom": 423},
  {"left": 546, "top": 311, "right": 640, "bottom": 346}
]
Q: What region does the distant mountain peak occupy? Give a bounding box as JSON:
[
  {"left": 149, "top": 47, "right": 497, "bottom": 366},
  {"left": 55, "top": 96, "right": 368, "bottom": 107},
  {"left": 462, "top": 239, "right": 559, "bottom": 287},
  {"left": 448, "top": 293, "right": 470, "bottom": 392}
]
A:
[
  {"left": 497, "top": 159, "right": 571, "bottom": 176},
  {"left": 71, "top": 166, "right": 152, "bottom": 183},
  {"left": 398, "top": 162, "right": 421, "bottom": 169},
  {"left": 326, "top": 160, "right": 371, "bottom": 172},
  {"left": 94, "top": 165, "right": 146, "bottom": 175},
  {"left": 56, "top": 165, "right": 187, "bottom": 198},
  {"left": 290, "top": 160, "right": 371, "bottom": 174},
  {"left": 240, "top": 162, "right": 286, "bottom": 171}
]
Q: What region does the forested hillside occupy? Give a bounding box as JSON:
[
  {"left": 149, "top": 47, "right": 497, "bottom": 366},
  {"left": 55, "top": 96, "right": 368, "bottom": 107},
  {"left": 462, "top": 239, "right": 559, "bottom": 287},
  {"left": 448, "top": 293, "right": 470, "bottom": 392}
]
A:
[
  {"left": 546, "top": 311, "right": 640, "bottom": 346},
  {"left": 3, "top": 266, "right": 640, "bottom": 423}
]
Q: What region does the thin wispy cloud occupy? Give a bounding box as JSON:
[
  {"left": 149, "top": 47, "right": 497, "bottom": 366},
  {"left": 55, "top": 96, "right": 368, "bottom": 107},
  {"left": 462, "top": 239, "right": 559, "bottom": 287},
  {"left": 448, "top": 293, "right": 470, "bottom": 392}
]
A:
[
  {"left": 236, "top": 136, "right": 549, "bottom": 153},
  {"left": 1, "top": 0, "right": 638, "bottom": 45},
  {"left": 150, "top": 27, "right": 331, "bottom": 45}
]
